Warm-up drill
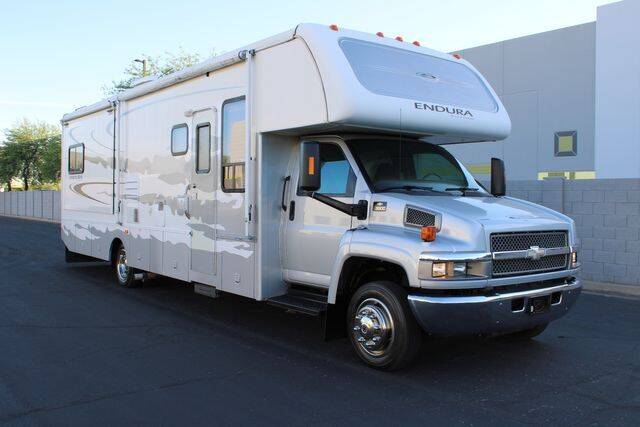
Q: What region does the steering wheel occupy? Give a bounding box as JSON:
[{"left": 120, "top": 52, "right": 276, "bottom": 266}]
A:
[{"left": 421, "top": 172, "right": 442, "bottom": 180}]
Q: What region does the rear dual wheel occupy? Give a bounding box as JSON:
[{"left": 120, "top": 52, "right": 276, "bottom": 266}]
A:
[
  {"left": 114, "top": 245, "right": 139, "bottom": 288},
  {"left": 348, "top": 281, "right": 421, "bottom": 370}
]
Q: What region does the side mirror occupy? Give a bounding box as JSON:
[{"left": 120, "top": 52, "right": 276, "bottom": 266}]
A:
[
  {"left": 299, "top": 141, "right": 321, "bottom": 192},
  {"left": 491, "top": 157, "right": 506, "bottom": 196}
]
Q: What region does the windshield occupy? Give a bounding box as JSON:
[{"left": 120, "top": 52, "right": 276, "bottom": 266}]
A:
[{"left": 347, "top": 138, "right": 484, "bottom": 195}]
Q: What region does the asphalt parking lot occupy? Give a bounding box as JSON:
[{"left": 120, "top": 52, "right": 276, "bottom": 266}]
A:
[{"left": 0, "top": 216, "right": 639, "bottom": 426}]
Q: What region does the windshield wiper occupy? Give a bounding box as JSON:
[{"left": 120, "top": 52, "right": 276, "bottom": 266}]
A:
[
  {"left": 378, "top": 185, "right": 435, "bottom": 193},
  {"left": 444, "top": 186, "right": 480, "bottom": 195}
]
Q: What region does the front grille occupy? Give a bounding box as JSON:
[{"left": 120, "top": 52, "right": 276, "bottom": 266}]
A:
[
  {"left": 493, "top": 254, "right": 568, "bottom": 276},
  {"left": 491, "top": 231, "right": 568, "bottom": 277},
  {"left": 405, "top": 207, "right": 435, "bottom": 227},
  {"left": 491, "top": 231, "right": 567, "bottom": 252}
]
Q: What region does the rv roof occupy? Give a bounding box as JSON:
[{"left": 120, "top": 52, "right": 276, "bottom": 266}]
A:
[{"left": 61, "top": 27, "right": 298, "bottom": 122}]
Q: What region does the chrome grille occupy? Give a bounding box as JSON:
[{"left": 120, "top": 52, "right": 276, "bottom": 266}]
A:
[
  {"left": 405, "top": 208, "right": 435, "bottom": 227},
  {"left": 491, "top": 231, "right": 568, "bottom": 277}
]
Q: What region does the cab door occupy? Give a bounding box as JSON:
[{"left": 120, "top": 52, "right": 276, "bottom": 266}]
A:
[
  {"left": 188, "top": 108, "right": 218, "bottom": 285},
  {"left": 282, "top": 141, "right": 357, "bottom": 286}
]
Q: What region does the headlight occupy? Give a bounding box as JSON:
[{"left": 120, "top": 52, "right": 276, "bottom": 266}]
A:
[
  {"left": 432, "top": 262, "right": 447, "bottom": 278},
  {"left": 424, "top": 260, "right": 487, "bottom": 280}
]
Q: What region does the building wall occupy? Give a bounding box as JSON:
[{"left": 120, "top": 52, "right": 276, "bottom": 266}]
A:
[
  {"left": 448, "top": 23, "right": 596, "bottom": 180},
  {"left": 595, "top": 0, "right": 640, "bottom": 179}
]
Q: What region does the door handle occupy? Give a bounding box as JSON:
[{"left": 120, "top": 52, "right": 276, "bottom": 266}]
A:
[
  {"left": 289, "top": 200, "right": 295, "bottom": 221},
  {"left": 281, "top": 175, "right": 291, "bottom": 211}
]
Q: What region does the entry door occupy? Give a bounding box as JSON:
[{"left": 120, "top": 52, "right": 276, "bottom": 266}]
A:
[
  {"left": 283, "top": 142, "right": 356, "bottom": 286},
  {"left": 189, "top": 108, "right": 218, "bottom": 285}
]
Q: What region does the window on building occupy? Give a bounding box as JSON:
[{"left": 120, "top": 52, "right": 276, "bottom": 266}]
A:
[
  {"left": 221, "top": 97, "right": 246, "bottom": 191},
  {"left": 171, "top": 124, "right": 188, "bottom": 155},
  {"left": 195, "top": 123, "right": 211, "bottom": 174},
  {"left": 554, "top": 131, "right": 577, "bottom": 157},
  {"left": 538, "top": 171, "right": 595, "bottom": 180},
  {"left": 68, "top": 144, "right": 84, "bottom": 174},
  {"left": 298, "top": 143, "right": 356, "bottom": 197}
]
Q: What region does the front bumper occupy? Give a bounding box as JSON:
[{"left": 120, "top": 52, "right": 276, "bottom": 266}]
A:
[{"left": 407, "top": 277, "right": 581, "bottom": 335}]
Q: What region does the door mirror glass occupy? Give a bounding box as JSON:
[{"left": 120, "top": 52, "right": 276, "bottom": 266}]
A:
[
  {"left": 299, "top": 141, "right": 321, "bottom": 192},
  {"left": 491, "top": 157, "right": 506, "bottom": 196}
]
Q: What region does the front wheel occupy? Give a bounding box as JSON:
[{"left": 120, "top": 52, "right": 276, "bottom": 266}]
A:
[
  {"left": 114, "top": 245, "right": 139, "bottom": 288},
  {"left": 348, "top": 281, "right": 421, "bottom": 370}
]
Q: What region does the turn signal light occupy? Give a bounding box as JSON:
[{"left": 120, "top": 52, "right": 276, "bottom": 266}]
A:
[{"left": 421, "top": 226, "right": 437, "bottom": 242}]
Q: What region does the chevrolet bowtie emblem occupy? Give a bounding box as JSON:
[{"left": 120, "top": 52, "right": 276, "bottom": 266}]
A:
[{"left": 526, "top": 246, "right": 546, "bottom": 260}]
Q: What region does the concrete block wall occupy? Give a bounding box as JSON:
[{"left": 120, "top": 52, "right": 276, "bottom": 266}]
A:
[
  {"left": 0, "top": 190, "right": 60, "bottom": 222},
  {"left": 505, "top": 178, "right": 640, "bottom": 286}
]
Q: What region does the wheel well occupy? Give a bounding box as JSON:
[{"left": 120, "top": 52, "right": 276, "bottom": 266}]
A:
[
  {"left": 109, "top": 238, "right": 123, "bottom": 268},
  {"left": 336, "top": 257, "right": 409, "bottom": 303}
]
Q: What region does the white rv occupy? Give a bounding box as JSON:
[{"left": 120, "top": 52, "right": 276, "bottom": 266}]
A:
[{"left": 61, "top": 23, "right": 581, "bottom": 370}]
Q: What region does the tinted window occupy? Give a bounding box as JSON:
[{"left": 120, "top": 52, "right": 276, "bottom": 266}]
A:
[
  {"left": 339, "top": 38, "right": 498, "bottom": 113},
  {"left": 221, "top": 98, "right": 245, "bottom": 191},
  {"left": 68, "top": 144, "right": 84, "bottom": 174},
  {"left": 299, "top": 143, "right": 355, "bottom": 196},
  {"left": 348, "top": 138, "right": 472, "bottom": 193},
  {"left": 196, "top": 123, "right": 211, "bottom": 173},
  {"left": 171, "top": 124, "right": 188, "bottom": 155}
]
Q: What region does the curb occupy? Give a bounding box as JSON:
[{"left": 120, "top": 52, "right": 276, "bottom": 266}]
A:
[
  {"left": 582, "top": 280, "right": 640, "bottom": 300},
  {"left": 0, "top": 214, "right": 60, "bottom": 224}
]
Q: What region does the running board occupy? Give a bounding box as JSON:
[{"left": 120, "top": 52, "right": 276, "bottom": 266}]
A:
[{"left": 267, "top": 288, "right": 328, "bottom": 316}]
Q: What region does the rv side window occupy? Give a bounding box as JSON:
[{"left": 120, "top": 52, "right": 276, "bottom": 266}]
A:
[
  {"left": 221, "top": 97, "right": 246, "bottom": 192},
  {"left": 68, "top": 144, "right": 84, "bottom": 174},
  {"left": 298, "top": 143, "right": 356, "bottom": 197},
  {"left": 196, "top": 123, "right": 211, "bottom": 174},
  {"left": 171, "top": 124, "right": 188, "bottom": 155}
]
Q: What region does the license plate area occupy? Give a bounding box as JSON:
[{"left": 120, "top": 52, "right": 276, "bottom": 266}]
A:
[{"left": 527, "top": 295, "right": 551, "bottom": 315}]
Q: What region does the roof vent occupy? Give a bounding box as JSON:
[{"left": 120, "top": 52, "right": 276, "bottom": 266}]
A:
[{"left": 130, "top": 75, "right": 157, "bottom": 88}]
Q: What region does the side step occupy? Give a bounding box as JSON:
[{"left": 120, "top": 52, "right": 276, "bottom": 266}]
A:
[{"left": 267, "top": 287, "right": 328, "bottom": 316}]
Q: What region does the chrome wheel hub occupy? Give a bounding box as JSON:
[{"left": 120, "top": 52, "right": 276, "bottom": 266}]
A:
[
  {"left": 352, "top": 298, "right": 394, "bottom": 356},
  {"left": 116, "top": 249, "right": 129, "bottom": 283}
]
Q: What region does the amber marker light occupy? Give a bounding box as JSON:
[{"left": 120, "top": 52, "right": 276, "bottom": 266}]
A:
[
  {"left": 420, "top": 226, "right": 437, "bottom": 242},
  {"left": 308, "top": 156, "right": 316, "bottom": 175},
  {"left": 329, "top": 24, "right": 339, "bottom": 31}
]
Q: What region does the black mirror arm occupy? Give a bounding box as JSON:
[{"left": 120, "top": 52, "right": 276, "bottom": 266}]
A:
[{"left": 310, "top": 193, "right": 368, "bottom": 220}]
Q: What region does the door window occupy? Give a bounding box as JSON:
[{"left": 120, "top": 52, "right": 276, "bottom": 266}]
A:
[
  {"left": 299, "top": 143, "right": 356, "bottom": 197},
  {"left": 195, "top": 123, "right": 211, "bottom": 173},
  {"left": 221, "top": 97, "right": 246, "bottom": 191}
]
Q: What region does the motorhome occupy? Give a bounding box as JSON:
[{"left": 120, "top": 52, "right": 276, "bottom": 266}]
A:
[{"left": 61, "top": 23, "right": 581, "bottom": 370}]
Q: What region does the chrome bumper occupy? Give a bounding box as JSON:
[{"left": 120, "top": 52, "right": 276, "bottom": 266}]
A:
[{"left": 407, "top": 277, "right": 581, "bottom": 335}]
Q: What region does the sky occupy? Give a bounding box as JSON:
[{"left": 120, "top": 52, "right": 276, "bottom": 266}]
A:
[{"left": 0, "top": 0, "right": 615, "bottom": 139}]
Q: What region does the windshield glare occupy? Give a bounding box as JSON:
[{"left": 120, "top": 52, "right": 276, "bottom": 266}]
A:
[{"left": 347, "top": 138, "right": 480, "bottom": 194}]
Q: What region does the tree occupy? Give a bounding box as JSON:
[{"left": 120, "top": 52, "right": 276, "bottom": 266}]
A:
[
  {"left": 1, "top": 119, "right": 60, "bottom": 191},
  {"left": 37, "top": 134, "right": 62, "bottom": 185},
  {"left": 0, "top": 144, "right": 20, "bottom": 191},
  {"left": 103, "top": 48, "right": 208, "bottom": 96}
]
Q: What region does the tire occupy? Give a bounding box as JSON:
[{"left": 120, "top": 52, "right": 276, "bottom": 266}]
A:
[
  {"left": 347, "top": 281, "right": 421, "bottom": 370},
  {"left": 114, "top": 244, "right": 139, "bottom": 288},
  {"left": 501, "top": 323, "right": 548, "bottom": 341}
]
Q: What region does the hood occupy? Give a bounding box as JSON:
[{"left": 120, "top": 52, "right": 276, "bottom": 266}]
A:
[{"left": 368, "top": 192, "right": 572, "bottom": 235}]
